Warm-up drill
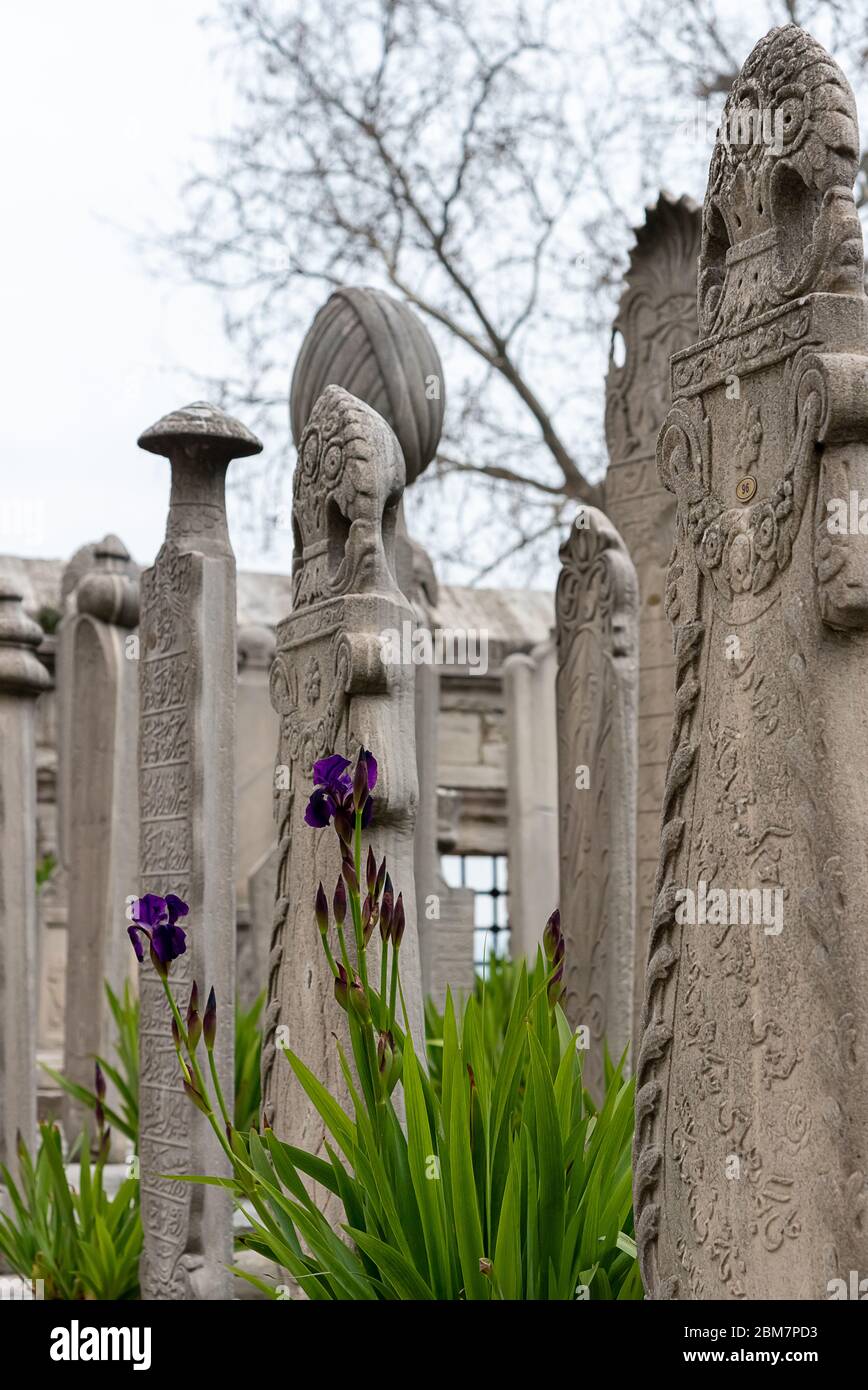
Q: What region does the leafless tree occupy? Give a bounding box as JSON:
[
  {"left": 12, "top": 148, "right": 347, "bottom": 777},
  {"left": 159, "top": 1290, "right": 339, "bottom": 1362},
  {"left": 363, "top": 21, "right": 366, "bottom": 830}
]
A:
[{"left": 165, "top": 0, "right": 868, "bottom": 583}]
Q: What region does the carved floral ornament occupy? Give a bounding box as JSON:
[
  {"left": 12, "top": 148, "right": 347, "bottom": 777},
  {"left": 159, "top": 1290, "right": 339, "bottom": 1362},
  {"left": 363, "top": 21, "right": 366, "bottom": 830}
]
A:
[
  {"left": 657, "top": 352, "right": 832, "bottom": 613},
  {"left": 556, "top": 510, "right": 637, "bottom": 659},
  {"left": 698, "top": 25, "right": 864, "bottom": 336},
  {"left": 291, "top": 384, "right": 404, "bottom": 611},
  {"left": 604, "top": 194, "right": 700, "bottom": 464}
]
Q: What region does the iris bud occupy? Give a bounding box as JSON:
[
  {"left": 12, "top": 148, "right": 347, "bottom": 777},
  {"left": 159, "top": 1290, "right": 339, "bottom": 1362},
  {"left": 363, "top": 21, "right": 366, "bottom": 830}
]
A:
[
  {"left": 333, "top": 876, "right": 347, "bottom": 926},
  {"left": 366, "top": 846, "right": 377, "bottom": 895},
  {"left": 392, "top": 892, "right": 406, "bottom": 948},
  {"left": 353, "top": 750, "right": 369, "bottom": 811},
  {"left": 334, "top": 964, "right": 349, "bottom": 1011},
  {"left": 374, "top": 856, "right": 386, "bottom": 900},
  {"left": 315, "top": 882, "right": 329, "bottom": 936},
  {"left": 334, "top": 807, "right": 353, "bottom": 846},
  {"left": 203, "top": 986, "right": 217, "bottom": 1050},
  {"left": 543, "top": 908, "right": 561, "bottom": 963}
]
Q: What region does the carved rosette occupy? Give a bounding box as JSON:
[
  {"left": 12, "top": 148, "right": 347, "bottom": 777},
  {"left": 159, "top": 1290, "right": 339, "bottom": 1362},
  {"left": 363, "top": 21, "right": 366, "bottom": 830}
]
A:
[
  {"left": 262, "top": 387, "right": 423, "bottom": 1193},
  {"left": 635, "top": 26, "right": 868, "bottom": 1300},
  {"left": 603, "top": 195, "right": 700, "bottom": 1044},
  {"left": 555, "top": 508, "right": 638, "bottom": 1101}
]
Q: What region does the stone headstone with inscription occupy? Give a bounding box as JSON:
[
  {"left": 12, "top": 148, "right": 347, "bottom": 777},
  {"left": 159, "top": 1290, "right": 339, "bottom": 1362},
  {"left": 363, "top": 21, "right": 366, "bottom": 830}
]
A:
[
  {"left": 555, "top": 508, "right": 638, "bottom": 1100},
  {"left": 604, "top": 194, "right": 700, "bottom": 1047},
  {"left": 58, "top": 536, "right": 139, "bottom": 1153},
  {"left": 262, "top": 386, "right": 424, "bottom": 1198},
  {"left": 634, "top": 25, "right": 868, "bottom": 1300},
  {"left": 290, "top": 289, "right": 474, "bottom": 1009},
  {"left": 136, "top": 402, "right": 261, "bottom": 1299},
  {"left": 0, "top": 583, "right": 51, "bottom": 1168}
]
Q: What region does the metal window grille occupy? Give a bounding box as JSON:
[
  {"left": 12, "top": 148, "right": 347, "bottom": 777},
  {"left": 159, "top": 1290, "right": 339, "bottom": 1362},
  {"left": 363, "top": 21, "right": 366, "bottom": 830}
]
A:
[{"left": 440, "top": 853, "right": 509, "bottom": 975}]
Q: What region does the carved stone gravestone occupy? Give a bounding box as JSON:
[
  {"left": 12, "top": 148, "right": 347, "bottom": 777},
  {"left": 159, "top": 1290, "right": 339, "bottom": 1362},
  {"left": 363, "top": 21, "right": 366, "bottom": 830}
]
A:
[
  {"left": 555, "top": 508, "right": 638, "bottom": 1100},
  {"left": 634, "top": 25, "right": 868, "bottom": 1300},
  {"left": 604, "top": 194, "right": 701, "bottom": 1047},
  {"left": 136, "top": 403, "right": 262, "bottom": 1299},
  {"left": 262, "top": 386, "right": 424, "bottom": 1192},
  {"left": 290, "top": 289, "right": 474, "bottom": 1007},
  {"left": 58, "top": 536, "right": 139, "bottom": 1153},
  {"left": 0, "top": 583, "right": 51, "bottom": 1168}
]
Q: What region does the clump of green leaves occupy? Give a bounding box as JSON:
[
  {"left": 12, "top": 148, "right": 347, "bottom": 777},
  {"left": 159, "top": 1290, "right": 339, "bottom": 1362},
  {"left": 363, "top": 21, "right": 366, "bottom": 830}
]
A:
[
  {"left": 153, "top": 747, "right": 641, "bottom": 1300},
  {"left": 37, "top": 605, "right": 61, "bottom": 635},
  {"left": 0, "top": 1123, "right": 141, "bottom": 1300},
  {"left": 43, "top": 981, "right": 139, "bottom": 1149},
  {"left": 232, "top": 954, "right": 639, "bottom": 1299},
  {"left": 36, "top": 853, "right": 57, "bottom": 893}
]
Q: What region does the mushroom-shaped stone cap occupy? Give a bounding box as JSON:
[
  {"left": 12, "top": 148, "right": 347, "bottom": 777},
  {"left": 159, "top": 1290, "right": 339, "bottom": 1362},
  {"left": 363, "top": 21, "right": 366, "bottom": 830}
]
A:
[
  {"left": 138, "top": 401, "right": 263, "bottom": 460},
  {"left": 0, "top": 581, "right": 52, "bottom": 695}
]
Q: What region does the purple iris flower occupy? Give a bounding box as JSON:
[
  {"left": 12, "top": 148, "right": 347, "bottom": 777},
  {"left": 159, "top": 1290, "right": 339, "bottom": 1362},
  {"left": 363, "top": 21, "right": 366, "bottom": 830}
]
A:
[
  {"left": 304, "top": 754, "right": 352, "bottom": 828},
  {"left": 303, "top": 748, "right": 379, "bottom": 829},
  {"left": 128, "top": 892, "right": 189, "bottom": 970},
  {"left": 314, "top": 754, "right": 353, "bottom": 794}
]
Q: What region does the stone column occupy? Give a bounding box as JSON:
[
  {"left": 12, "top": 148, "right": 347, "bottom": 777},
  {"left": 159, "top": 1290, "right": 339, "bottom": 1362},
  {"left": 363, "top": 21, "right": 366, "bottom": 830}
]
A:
[
  {"left": 399, "top": 528, "right": 476, "bottom": 1008},
  {"left": 0, "top": 583, "right": 51, "bottom": 1167},
  {"left": 262, "top": 386, "right": 424, "bottom": 1193},
  {"left": 58, "top": 536, "right": 139, "bottom": 1153},
  {"left": 635, "top": 25, "right": 868, "bottom": 1300},
  {"left": 555, "top": 508, "right": 638, "bottom": 1101},
  {"left": 504, "top": 637, "right": 559, "bottom": 960},
  {"left": 136, "top": 402, "right": 261, "bottom": 1299},
  {"left": 235, "top": 623, "right": 278, "bottom": 1008},
  {"left": 603, "top": 194, "right": 700, "bottom": 1048}
]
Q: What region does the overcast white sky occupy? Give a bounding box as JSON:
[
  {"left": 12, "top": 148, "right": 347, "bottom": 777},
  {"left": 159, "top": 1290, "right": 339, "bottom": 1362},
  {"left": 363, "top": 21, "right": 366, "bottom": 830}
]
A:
[{"left": 0, "top": 2, "right": 291, "bottom": 574}]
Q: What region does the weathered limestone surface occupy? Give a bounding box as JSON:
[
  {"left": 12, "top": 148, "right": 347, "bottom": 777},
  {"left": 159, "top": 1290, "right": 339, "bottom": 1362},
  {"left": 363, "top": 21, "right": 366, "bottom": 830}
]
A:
[
  {"left": 262, "top": 387, "right": 424, "bottom": 1193},
  {"left": 504, "top": 638, "right": 559, "bottom": 959},
  {"left": 604, "top": 195, "right": 701, "bottom": 1046},
  {"left": 635, "top": 25, "right": 868, "bottom": 1300},
  {"left": 236, "top": 623, "right": 278, "bottom": 1007},
  {"left": 0, "top": 583, "right": 51, "bottom": 1167},
  {"left": 136, "top": 402, "right": 261, "bottom": 1299},
  {"left": 58, "top": 536, "right": 139, "bottom": 1153},
  {"left": 555, "top": 509, "right": 638, "bottom": 1099}
]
